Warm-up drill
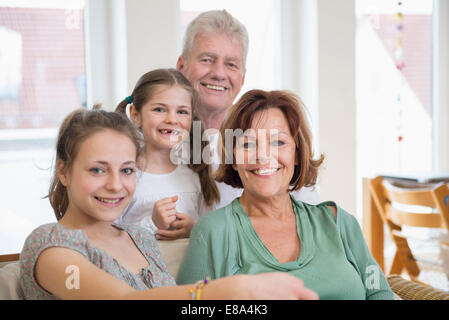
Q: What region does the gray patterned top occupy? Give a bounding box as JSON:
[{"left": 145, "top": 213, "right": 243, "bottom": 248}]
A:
[{"left": 19, "top": 223, "right": 175, "bottom": 299}]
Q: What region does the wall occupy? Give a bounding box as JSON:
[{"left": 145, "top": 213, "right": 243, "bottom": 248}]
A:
[
  {"left": 281, "top": 0, "right": 357, "bottom": 215},
  {"left": 316, "top": 0, "right": 356, "bottom": 214},
  {"left": 85, "top": 0, "right": 180, "bottom": 110},
  {"left": 433, "top": 0, "right": 449, "bottom": 172}
]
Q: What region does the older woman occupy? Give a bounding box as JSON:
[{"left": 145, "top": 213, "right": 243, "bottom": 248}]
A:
[{"left": 177, "top": 90, "right": 393, "bottom": 300}]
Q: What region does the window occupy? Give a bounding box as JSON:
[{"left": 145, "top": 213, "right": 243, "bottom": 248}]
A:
[
  {"left": 180, "top": 0, "right": 281, "bottom": 99},
  {"left": 356, "top": 0, "right": 445, "bottom": 286},
  {"left": 356, "top": 0, "right": 433, "bottom": 177},
  {"left": 0, "top": 0, "right": 86, "bottom": 254}
]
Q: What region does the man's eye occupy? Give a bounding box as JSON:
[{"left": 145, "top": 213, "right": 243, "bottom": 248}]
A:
[{"left": 201, "top": 58, "right": 213, "bottom": 63}]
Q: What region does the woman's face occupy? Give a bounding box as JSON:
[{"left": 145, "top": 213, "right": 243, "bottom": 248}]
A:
[
  {"left": 131, "top": 85, "right": 192, "bottom": 152},
  {"left": 59, "top": 129, "right": 137, "bottom": 223},
  {"left": 233, "top": 108, "right": 297, "bottom": 199}
]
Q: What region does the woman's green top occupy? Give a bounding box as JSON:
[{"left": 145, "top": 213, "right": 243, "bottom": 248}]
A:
[{"left": 177, "top": 195, "right": 393, "bottom": 300}]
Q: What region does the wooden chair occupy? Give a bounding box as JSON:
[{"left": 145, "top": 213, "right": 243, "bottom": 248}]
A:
[{"left": 369, "top": 176, "right": 449, "bottom": 282}]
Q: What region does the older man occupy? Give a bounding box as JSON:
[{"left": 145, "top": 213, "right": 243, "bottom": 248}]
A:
[
  {"left": 177, "top": 10, "right": 320, "bottom": 207},
  {"left": 176, "top": 10, "right": 247, "bottom": 131}
]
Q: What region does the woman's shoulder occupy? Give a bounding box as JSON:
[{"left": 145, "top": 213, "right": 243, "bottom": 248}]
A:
[
  {"left": 196, "top": 205, "right": 230, "bottom": 224},
  {"left": 192, "top": 202, "right": 233, "bottom": 234},
  {"left": 302, "top": 199, "right": 360, "bottom": 230},
  {"left": 292, "top": 195, "right": 335, "bottom": 213},
  {"left": 292, "top": 196, "right": 355, "bottom": 223}
]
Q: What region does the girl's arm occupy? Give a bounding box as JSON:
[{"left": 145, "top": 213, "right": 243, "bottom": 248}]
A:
[
  {"left": 35, "top": 246, "right": 317, "bottom": 300},
  {"left": 35, "top": 246, "right": 137, "bottom": 299}
]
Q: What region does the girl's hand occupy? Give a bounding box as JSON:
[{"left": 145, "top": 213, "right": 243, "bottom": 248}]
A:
[
  {"left": 155, "top": 213, "right": 195, "bottom": 240},
  {"left": 152, "top": 196, "right": 178, "bottom": 230}
]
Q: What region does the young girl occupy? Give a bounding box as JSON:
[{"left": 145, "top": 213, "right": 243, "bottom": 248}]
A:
[
  {"left": 19, "top": 107, "right": 317, "bottom": 300},
  {"left": 115, "top": 69, "right": 219, "bottom": 240}
]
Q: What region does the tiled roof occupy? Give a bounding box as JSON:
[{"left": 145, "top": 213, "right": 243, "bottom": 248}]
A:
[{"left": 0, "top": 8, "right": 86, "bottom": 129}]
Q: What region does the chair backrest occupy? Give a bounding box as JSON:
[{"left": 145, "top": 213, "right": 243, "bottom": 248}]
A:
[
  {"left": 370, "top": 176, "right": 449, "bottom": 279},
  {"left": 370, "top": 176, "right": 449, "bottom": 232}
]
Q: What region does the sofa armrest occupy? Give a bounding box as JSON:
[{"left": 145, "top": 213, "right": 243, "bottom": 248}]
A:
[
  {"left": 387, "top": 274, "right": 449, "bottom": 300},
  {"left": 0, "top": 261, "right": 21, "bottom": 300}
]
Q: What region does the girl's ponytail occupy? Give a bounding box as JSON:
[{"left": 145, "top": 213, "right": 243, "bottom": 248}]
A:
[
  {"left": 115, "top": 98, "right": 130, "bottom": 115},
  {"left": 187, "top": 115, "right": 220, "bottom": 206},
  {"left": 191, "top": 164, "right": 220, "bottom": 206}
]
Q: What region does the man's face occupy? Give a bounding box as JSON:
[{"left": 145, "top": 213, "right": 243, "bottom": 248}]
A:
[{"left": 177, "top": 32, "right": 246, "bottom": 116}]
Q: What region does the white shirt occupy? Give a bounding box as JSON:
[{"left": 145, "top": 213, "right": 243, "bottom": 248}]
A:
[
  {"left": 206, "top": 132, "right": 320, "bottom": 209},
  {"left": 118, "top": 165, "right": 214, "bottom": 233}
]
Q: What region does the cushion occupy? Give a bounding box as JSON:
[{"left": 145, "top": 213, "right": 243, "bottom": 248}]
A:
[
  {"left": 387, "top": 274, "right": 449, "bottom": 300},
  {"left": 0, "top": 262, "right": 21, "bottom": 300},
  {"left": 156, "top": 239, "right": 189, "bottom": 282}
]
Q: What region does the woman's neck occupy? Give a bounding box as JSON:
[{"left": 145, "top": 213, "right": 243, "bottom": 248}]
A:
[
  {"left": 141, "top": 145, "right": 178, "bottom": 174},
  {"left": 239, "top": 191, "right": 294, "bottom": 220}
]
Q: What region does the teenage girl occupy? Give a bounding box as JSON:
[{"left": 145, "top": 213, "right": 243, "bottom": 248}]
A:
[
  {"left": 19, "top": 107, "right": 318, "bottom": 300},
  {"left": 115, "top": 69, "right": 218, "bottom": 240}
]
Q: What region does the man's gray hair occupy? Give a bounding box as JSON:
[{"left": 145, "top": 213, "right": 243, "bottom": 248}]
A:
[{"left": 181, "top": 10, "right": 249, "bottom": 68}]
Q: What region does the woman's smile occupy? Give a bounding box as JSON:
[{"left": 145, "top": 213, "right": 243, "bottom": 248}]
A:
[{"left": 250, "top": 167, "right": 281, "bottom": 177}]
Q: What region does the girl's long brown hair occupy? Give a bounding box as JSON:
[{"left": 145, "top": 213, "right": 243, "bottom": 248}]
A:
[{"left": 115, "top": 68, "right": 220, "bottom": 206}]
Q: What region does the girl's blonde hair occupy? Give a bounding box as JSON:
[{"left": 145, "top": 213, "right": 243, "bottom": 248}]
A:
[
  {"left": 115, "top": 68, "right": 220, "bottom": 206},
  {"left": 47, "top": 106, "right": 143, "bottom": 220}
]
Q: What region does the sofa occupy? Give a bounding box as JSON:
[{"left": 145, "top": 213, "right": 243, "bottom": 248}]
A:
[
  {"left": 1, "top": 238, "right": 449, "bottom": 300},
  {"left": 0, "top": 239, "right": 190, "bottom": 300}
]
